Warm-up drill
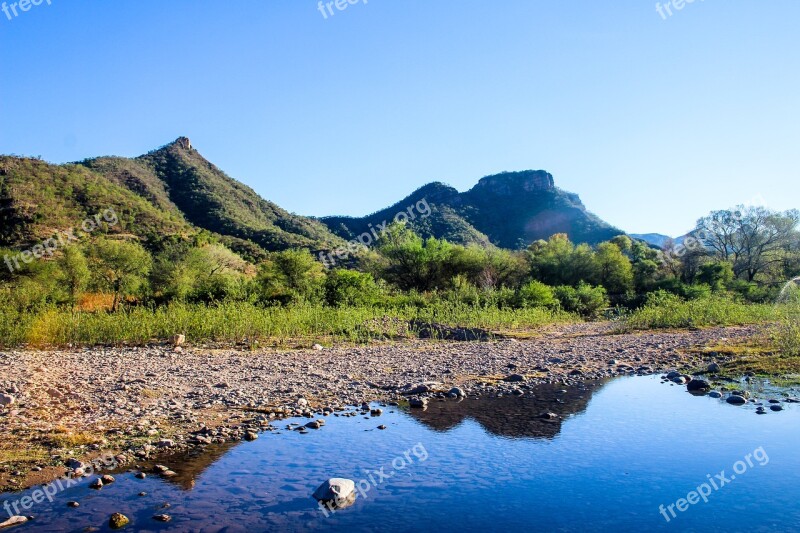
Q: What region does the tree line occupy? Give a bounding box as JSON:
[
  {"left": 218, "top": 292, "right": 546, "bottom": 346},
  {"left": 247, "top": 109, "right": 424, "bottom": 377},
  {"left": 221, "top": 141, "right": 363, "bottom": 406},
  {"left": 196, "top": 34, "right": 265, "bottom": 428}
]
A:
[{"left": 1, "top": 205, "right": 798, "bottom": 319}]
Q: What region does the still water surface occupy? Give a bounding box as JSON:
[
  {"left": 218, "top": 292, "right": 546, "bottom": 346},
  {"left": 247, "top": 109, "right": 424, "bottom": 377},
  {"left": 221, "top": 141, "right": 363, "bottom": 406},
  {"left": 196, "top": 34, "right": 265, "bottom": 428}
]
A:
[{"left": 4, "top": 376, "right": 799, "bottom": 532}]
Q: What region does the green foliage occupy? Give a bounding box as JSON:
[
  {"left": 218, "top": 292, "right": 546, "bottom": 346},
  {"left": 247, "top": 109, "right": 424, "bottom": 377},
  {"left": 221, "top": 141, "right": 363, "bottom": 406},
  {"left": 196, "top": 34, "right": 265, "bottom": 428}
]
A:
[
  {"left": 772, "top": 319, "right": 800, "bottom": 357},
  {"left": 0, "top": 301, "right": 575, "bottom": 348},
  {"left": 553, "top": 282, "right": 609, "bottom": 318},
  {"left": 696, "top": 261, "right": 734, "bottom": 292},
  {"left": 58, "top": 247, "right": 90, "bottom": 308},
  {"left": 257, "top": 249, "right": 325, "bottom": 304},
  {"left": 88, "top": 238, "right": 152, "bottom": 311},
  {"left": 517, "top": 280, "right": 557, "bottom": 308},
  {"left": 324, "top": 270, "right": 383, "bottom": 307},
  {"left": 595, "top": 241, "right": 634, "bottom": 297},
  {"left": 622, "top": 291, "right": 795, "bottom": 330}
]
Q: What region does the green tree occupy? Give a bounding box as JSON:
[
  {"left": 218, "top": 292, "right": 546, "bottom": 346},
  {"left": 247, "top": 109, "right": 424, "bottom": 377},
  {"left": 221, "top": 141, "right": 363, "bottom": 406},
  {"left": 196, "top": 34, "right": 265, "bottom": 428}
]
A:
[
  {"left": 517, "top": 280, "right": 557, "bottom": 308},
  {"left": 696, "top": 261, "right": 734, "bottom": 292},
  {"left": 58, "top": 246, "right": 90, "bottom": 309},
  {"left": 324, "top": 269, "right": 382, "bottom": 307},
  {"left": 88, "top": 238, "right": 153, "bottom": 311},
  {"left": 257, "top": 249, "right": 325, "bottom": 304},
  {"left": 594, "top": 242, "right": 634, "bottom": 297}
]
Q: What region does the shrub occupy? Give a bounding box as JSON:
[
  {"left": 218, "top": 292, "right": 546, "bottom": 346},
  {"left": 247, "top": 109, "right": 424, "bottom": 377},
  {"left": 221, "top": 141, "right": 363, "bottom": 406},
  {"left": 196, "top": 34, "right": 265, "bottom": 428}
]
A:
[
  {"left": 554, "top": 282, "right": 609, "bottom": 318},
  {"left": 517, "top": 280, "right": 557, "bottom": 309},
  {"left": 324, "top": 270, "right": 382, "bottom": 307}
]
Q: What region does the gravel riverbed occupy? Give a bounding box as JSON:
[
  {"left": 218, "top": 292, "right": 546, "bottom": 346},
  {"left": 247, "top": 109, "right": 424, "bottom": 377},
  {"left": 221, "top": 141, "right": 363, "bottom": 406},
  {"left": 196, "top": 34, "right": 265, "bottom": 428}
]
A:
[{"left": 0, "top": 323, "right": 758, "bottom": 491}]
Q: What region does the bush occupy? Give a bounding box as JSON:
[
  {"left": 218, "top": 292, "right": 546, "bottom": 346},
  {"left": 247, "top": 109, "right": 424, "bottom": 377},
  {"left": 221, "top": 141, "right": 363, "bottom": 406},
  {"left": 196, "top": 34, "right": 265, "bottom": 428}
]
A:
[
  {"left": 324, "top": 270, "right": 382, "bottom": 307},
  {"left": 554, "top": 282, "right": 609, "bottom": 318},
  {"left": 517, "top": 280, "right": 557, "bottom": 309},
  {"left": 772, "top": 320, "right": 800, "bottom": 356},
  {"left": 622, "top": 291, "right": 794, "bottom": 330}
]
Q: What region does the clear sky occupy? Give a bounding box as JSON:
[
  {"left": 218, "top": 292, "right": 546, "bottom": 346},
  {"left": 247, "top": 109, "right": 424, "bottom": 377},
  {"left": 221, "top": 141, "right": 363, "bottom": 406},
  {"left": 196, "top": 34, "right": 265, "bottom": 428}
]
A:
[{"left": 1, "top": 0, "right": 798, "bottom": 236}]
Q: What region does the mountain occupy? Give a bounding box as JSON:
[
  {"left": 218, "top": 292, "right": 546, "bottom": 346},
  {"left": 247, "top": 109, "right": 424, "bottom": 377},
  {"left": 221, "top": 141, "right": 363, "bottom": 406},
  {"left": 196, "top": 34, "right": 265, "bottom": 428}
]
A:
[
  {"left": 323, "top": 170, "right": 622, "bottom": 248},
  {"left": 2, "top": 140, "right": 621, "bottom": 258},
  {"left": 630, "top": 233, "right": 690, "bottom": 248},
  {"left": 630, "top": 233, "right": 672, "bottom": 248},
  {"left": 0, "top": 137, "right": 345, "bottom": 258}
]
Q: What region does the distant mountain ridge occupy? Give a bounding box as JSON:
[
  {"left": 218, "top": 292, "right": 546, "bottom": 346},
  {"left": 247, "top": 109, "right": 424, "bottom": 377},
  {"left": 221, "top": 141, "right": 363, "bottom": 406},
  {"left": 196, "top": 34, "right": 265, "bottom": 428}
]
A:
[
  {"left": 323, "top": 170, "right": 622, "bottom": 248},
  {"left": 1, "top": 138, "right": 622, "bottom": 258}
]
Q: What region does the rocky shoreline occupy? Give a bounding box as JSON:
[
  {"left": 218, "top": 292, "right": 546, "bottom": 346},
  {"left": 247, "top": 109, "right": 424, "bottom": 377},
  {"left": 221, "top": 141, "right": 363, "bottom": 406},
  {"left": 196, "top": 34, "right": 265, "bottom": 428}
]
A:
[{"left": 0, "top": 323, "right": 760, "bottom": 493}]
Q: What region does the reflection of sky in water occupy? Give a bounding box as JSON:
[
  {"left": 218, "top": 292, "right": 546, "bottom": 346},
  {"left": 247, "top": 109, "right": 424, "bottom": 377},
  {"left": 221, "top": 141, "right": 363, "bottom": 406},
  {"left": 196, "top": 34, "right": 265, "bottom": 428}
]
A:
[{"left": 4, "top": 376, "right": 800, "bottom": 532}]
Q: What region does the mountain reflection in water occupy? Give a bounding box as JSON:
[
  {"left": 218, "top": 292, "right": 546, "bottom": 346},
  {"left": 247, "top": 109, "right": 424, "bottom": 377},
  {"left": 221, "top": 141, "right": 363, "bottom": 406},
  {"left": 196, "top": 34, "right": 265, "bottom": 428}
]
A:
[{"left": 408, "top": 380, "right": 607, "bottom": 439}]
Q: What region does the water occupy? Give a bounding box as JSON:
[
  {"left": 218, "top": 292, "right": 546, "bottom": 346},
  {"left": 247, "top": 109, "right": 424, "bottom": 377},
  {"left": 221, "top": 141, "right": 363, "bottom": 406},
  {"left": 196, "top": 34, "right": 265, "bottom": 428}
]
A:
[{"left": 4, "top": 376, "right": 800, "bottom": 532}]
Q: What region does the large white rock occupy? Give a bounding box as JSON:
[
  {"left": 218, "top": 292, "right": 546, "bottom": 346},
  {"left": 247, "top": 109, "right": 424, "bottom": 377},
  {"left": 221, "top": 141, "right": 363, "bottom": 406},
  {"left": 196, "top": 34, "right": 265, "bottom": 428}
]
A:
[
  {"left": 313, "top": 478, "right": 356, "bottom": 502},
  {"left": 0, "top": 516, "right": 29, "bottom": 529}
]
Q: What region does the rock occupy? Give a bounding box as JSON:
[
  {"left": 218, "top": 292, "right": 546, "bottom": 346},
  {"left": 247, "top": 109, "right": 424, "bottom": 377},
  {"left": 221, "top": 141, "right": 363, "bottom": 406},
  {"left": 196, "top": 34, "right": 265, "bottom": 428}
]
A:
[
  {"left": 0, "top": 394, "right": 15, "bottom": 407},
  {"left": 687, "top": 379, "right": 711, "bottom": 392},
  {"left": 135, "top": 472, "right": 147, "bottom": 479},
  {"left": 707, "top": 363, "right": 721, "bottom": 373},
  {"left": 312, "top": 344, "right": 324, "bottom": 351},
  {"left": 67, "top": 501, "right": 80, "bottom": 508},
  {"left": 403, "top": 384, "right": 431, "bottom": 395},
  {"left": 0, "top": 516, "right": 28, "bottom": 529},
  {"left": 101, "top": 475, "right": 115, "bottom": 484},
  {"left": 756, "top": 406, "right": 767, "bottom": 415},
  {"left": 305, "top": 421, "right": 322, "bottom": 430},
  {"left": 539, "top": 412, "right": 559, "bottom": 420},
  {"left": 157, "top": 439, "right": 176, "bottom": 448},
  {"left": 109, "top": 513, "right": 129, "bottom": 529},
  {"left": 370, "top": 409, "right": 383, "bottom": 417},
  {"left": 153, "top": 514, "right": 172, "bottom": 522},
  {"left": 378, "top": 425, "right": 387, "bottom": 430},
  {"left": 726, "top": 395, "right": 747, "bottom": 405},
  {"left": 244, "top": 431, "right": 259, "bottom": 441},
  {"left": 90, "top": 478, "right": 104, "bottom": 489},
  {"left": 313, "top": 478, "right": 356, "bottom": 508},
  {"left": 665, "top": 371, "right": 681, "bottom": 380},
  {"left": 708, "top": 391, "right": 722, "bottom": 398},
  {"left": 65, "top": 458, "right": 86, "bottom": 470},
  {"left": 448, "top": 387, "right": 466, "bottom": 398},
  {"left": 503, "top": 374, "right": 525, "bottom": 383},
  {"left": 172, "top": 334, "right": 185, "bottom": 347},
  {"left": 672, "top": 376, "right": 688, "bottom": 385},
  {"left": 409, "top": 397, "right": 428, "bottom": 408},
  {"left": 770, "top": 404, "right": 784, "bottom": 412}
]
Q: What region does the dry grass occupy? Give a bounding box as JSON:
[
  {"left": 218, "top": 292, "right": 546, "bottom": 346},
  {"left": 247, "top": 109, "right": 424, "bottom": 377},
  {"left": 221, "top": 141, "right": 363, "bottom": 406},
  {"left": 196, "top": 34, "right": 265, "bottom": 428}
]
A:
[
  {"left": 41, "top": 427, "right": 103, "bottom": 448},
  {"left": 141, "top": 388, "right": 163, "bottom": 399}
]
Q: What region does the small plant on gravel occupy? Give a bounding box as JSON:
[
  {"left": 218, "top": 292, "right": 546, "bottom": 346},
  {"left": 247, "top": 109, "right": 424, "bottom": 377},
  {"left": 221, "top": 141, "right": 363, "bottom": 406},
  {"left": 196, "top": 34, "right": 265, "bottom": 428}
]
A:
[{"left": 772, "top": 320, "right": 800, "bottom": 357}]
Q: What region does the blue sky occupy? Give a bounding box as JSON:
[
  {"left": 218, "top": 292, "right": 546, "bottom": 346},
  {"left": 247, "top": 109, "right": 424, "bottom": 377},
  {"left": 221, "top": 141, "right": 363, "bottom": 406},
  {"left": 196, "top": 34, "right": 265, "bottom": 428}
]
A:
[{"left": 1, "top": 0, "right": 798, "bottom": 236}]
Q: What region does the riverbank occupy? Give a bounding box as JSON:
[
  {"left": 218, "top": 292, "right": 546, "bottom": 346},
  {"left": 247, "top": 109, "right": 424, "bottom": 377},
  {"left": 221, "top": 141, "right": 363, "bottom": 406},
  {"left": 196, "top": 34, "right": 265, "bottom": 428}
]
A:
[{"left": 0, "top": 322, "right": 765, "bottom": 492}]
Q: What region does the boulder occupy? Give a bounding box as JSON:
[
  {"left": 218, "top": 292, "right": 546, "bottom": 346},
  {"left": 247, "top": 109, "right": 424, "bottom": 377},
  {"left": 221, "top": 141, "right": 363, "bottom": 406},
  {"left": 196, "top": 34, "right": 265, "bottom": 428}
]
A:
[
  {"left": 726, "top": 395, "right": 747, "bottom": 405},
  {"left": 448, "top": 387, "right": 466, "bottom": 398},
  {"left": 171, "top": 334, "right": 185, "bottom": 347},
  {"left": 109, "top": 513, "right": 129, "bottom": 529},
  {"left": 0, "top": 516, "right": 28, "bottom": 529},
  {"left": 503, "top": 374, "right": 525, "bottom": 383},
  {"left": 687, "top": 379, "right": 711, "bottom": 392},
  {"left": 313, "top": 478, "right": 356, "bottom": 508},
  {"left": 409, "top": 397, "right": 428, "bottom": 408},
  {"left": 0, "top": 394, "right": 15, "bottom": 407}
]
